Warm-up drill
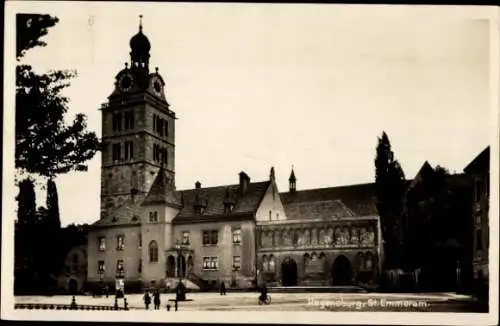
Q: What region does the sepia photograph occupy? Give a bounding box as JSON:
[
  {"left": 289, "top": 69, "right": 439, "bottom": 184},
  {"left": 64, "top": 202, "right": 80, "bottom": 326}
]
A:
[{"left": 2, "top": 1, "right": 499, "bottom": 325}]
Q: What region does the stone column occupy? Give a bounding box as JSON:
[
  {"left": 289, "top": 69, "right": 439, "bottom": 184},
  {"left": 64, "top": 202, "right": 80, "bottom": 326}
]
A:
[{"left": 174, "top": 254, "right": 178, "bottom": 278}]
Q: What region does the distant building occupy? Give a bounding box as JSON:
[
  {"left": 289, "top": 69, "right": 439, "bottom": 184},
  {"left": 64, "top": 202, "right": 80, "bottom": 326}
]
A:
[
  {"left": 405, "top": 161, "right": 475, "bottom": 291},
  {"left": 86, "top": 20, "right": 382, "bottom": 291},
  {"left": 57, "top": 245, "right": 87, "bottom": 295},
  {"left": 464, "top": 146, "right": 490, "bottom": 284},
  {"left": 256, "top": 175, "right": 381, "bottom": 287}
]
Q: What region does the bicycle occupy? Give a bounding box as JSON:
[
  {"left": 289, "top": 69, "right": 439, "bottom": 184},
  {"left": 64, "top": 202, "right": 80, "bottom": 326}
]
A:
[{"left": 258, "top": 294, "right": 271, "bottom": 305}]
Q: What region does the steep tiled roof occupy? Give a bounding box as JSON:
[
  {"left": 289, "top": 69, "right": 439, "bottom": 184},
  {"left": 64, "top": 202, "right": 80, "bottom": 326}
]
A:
[
  {"left": 90, "top": 197, "right": 142, "bottom": 228},
  {"left": 173, "top": 181, "right": 270, "bottom": 224},
  {"left": 281, "top": 183, "right": 378, "bottom": 216},
  {"left": 142, "top": 165, "right": 182, "bottom": 208},
  {"left": 464, "top": 146, "right": 490, "bottom": 174},
  {"left": 408, "top": 161, "right": 435, "bottom": 190},
  {"left": 284, "top": 199, "right": 355, "bottom": 220}
]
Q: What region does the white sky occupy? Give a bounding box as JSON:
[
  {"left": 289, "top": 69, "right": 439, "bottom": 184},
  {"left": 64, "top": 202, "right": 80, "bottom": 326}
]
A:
[{"left": 5, "top": 3, "right": 495, "bottom": 227}]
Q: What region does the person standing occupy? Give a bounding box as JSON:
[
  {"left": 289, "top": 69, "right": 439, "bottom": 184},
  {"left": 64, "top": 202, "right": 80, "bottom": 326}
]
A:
[
  {"left": 143, "top": 290, "right": 151, "bottom": 310},
  {"left": 153, "top": 289, "right": 161, "bottom": 310}
]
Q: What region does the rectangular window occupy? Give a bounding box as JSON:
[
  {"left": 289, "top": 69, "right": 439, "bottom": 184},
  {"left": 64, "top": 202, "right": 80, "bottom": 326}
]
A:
[
  {"left": 202, "top": 230, "right": 218, "bottom": 246},
  {"left": 139, "top": 233, "right": 142, "bottom": 248},
  {"left": 153, "top": 144, "right": 161, "bottom": 163},
  {"left": 182, "top": 231, "right": 190, "bottom": 245},
  {"left": 98, "top": 260, "right": 105, "bottom": 274},
  {"left": 232, "top": 228, "right": 242, "bottom": 245},
  {"left": 164, "top": 120, "right": 169, "bottom": 138},
  {"left": 159, "top": 119, "right": 164, "bottom": 137},
  {"left": 124, "top": 141, "right": 134, "bottom": 160},
  {"left": 232, "top": 256, "right": 241, "bottom": 271},
  {"left": 149, "top": 211, "right": 158, "bottom": 223},
  {"left": 153, "top": 114, "right": 156, "bottom": 132},
  {"left": 124, "top": 111, "right": 134, "bottom": 130},
  {"left": 202, "top": 231, "right": 210, "bottom": 245},
  {"left": 116, "top": 259, "right": 124, "bottom": 278},
  {"left": 112, "top": 143, "right": 121, "bottom": 161},
  {"left": 112, "top": 113, "right": 122, "bottom": 132},
  {"left": 202, "top": 257, "right": 219, "bottom": 270},
  {"left": 156, "top": 116, "right": 161, "bottom": 134},
  {"left": 162, "top": 148, "right": 167, "bottom": 164},
  {"left": 116, "top": 235, "right": 125, "bottom": 251},
  {"left": 138, "top": 259, "right": 142, "bottom": 274},
  {"left": 98, "top": 237, "right": 106, "bottom": 251}
]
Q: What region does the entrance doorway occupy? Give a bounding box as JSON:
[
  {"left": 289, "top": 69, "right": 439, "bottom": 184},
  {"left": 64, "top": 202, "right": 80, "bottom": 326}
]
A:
[
  {"left": 68, "top": 278, "right": 78, "bottom": 295},
  {"left": 332, "top": 255, "right": 353, "bottom": 285},
  {"left": 166, "top": 255, "right": 175, "bottom": 277},
  {"left": 281, "top": 258, "right": 298, "bottom": 286}
]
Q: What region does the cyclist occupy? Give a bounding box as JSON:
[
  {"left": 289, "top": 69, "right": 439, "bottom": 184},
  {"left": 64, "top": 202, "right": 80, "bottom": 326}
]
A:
[{"left": 259, "top": 282, "right": 268, "bottom": 302}]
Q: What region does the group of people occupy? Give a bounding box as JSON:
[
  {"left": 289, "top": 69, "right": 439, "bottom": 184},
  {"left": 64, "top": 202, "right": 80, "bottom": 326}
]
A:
[{"left": 143, "top": 289, "right": 162, "bottom": 310}]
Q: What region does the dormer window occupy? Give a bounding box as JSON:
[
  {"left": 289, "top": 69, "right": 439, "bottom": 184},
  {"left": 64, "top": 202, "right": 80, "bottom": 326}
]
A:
[
  {"left": 223, "top": 187, "right": 235, "bottom": 215},
  {"left": 224, "top": 203, "right": 234, "bottom": 215},
  {"left": 194, "top": 186, "right": 207, "bottom": 215}
]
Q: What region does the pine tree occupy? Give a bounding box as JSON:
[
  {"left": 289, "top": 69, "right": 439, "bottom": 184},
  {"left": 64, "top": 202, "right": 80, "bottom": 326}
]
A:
[
  {"left": 375, "top": 132, "right": 407, "bottom": 270},
  {"left": 14, "top": 178, "right": 37, "bottom": 294},
  {"left": 44, "top": 179, "right": 64, "bottom": 277},
  {"left": 46, "top": 179, "right": 61, "bottom": 229}
]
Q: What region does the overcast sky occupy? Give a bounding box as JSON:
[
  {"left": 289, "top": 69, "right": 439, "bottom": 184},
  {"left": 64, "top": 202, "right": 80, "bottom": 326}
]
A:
[{"left": 5, "top": 3, "right": 495, "bottom": 227}]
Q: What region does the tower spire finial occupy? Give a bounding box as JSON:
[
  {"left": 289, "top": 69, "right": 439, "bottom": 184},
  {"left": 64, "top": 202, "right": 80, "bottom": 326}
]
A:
[{"left": 139, "top": 14, "right": 143, "bottom": 31}]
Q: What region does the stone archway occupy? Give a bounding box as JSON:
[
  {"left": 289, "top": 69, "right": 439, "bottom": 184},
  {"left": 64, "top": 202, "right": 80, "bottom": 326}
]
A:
[
  {"left": 166, "top": 255, "right": 175, "bottom": 277},
  {"left": 177, "top": 255, "right": 186, "bottom": 278},
  {"left": 68, "top": 278, "right": 78, "bottom": 295},
  {"left": 281, "top": 258, "right": 298, "bottom": 286},
  {"left": 332, "top": 255, "right": 353, "bottom": 285}
]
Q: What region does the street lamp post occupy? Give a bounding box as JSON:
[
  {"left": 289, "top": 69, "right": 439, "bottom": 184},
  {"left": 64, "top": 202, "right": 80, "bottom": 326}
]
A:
[{"left": 174, "top": 240, "right": 186, "bottom": 301}]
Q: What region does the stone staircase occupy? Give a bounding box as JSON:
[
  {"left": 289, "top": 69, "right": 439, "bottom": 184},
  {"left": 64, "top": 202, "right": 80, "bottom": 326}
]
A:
[
  {"left": 164, "top": 277, "right": 201, "bottom": 291},
  {"left": 186, "top": 272, "right": 206, "bottom": 291}
]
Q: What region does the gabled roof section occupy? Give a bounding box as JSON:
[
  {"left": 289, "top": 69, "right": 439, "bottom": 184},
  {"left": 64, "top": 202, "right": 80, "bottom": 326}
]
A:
[
  {"left": 90, "top": 198, "right": 142, "bottom": 228},
  {"left": 464, "top": 146, "right": 490, "bottom": 174},
  {"left": 284, "top": 199, "right": 356, "bottom": 220},
  {"left": 173, "top": 181, "right": 270, "bottom": 224},
  {"left": 408, "top": 161, "right": 435, "bottom": 190},
  {"left": 280, "top": 182, "right": 378, "bottom": 216},
  {"left": 142, "top": 165, "right": 182, "bottom": 208}
]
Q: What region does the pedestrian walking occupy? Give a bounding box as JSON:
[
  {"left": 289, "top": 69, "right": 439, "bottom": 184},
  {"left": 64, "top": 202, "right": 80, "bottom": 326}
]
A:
[
  {"left": 153, "top": 289, "right": 161, "bottom": 310},
  {"left": 220, "top": 281, "right": 226, "bottom": 296},
  {"left": 143, "top": 290, "right": 151, "bottom": 310}
]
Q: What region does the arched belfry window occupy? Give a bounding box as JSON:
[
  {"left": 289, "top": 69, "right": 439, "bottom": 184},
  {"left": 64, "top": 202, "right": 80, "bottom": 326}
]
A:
[{"left": 149, "top": 240, "right": 159, "bottom": 263}]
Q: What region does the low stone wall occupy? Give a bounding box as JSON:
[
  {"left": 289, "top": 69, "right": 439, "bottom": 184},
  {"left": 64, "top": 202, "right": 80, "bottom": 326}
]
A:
[{"left": 14, "top": 303, "right": 127, "bottom": 311}]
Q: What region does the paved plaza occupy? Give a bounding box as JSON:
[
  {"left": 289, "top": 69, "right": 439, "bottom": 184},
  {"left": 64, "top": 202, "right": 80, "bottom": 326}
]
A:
[{"left": 15, "top": 291, "right": 479, "bottom": 312}]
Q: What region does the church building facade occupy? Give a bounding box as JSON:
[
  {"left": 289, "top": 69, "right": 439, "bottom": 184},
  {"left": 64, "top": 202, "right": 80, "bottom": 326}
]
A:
[{"left": 86, "top": 20, "right": 382, "bottom": 291}]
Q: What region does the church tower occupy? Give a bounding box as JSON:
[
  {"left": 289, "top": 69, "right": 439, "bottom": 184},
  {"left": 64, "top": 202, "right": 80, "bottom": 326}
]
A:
[{"left": 100, "top": 16, "right": 177, "bottom": 219}]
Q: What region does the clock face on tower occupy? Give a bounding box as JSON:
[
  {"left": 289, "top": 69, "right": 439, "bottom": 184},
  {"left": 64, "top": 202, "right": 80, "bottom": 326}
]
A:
[
  {"left": 118, "top": 73, "right": 134, "bottom": 92},
  {"left": 150, "top": 76, "right": 162, "bottom": 96}
]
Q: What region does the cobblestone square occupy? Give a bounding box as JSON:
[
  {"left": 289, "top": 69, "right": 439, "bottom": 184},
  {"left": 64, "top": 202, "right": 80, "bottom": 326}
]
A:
[{"left": 15, "top": 291, "right": 479, "bottom": 312}]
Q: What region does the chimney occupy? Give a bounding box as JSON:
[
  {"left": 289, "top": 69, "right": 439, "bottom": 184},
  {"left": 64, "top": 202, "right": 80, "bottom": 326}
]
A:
[
  {"left": 239, "top": 171, "right": 250, "bottom": 196},
  {"left": 195, "top": 181, "right": 201, "bottom": 189}
]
